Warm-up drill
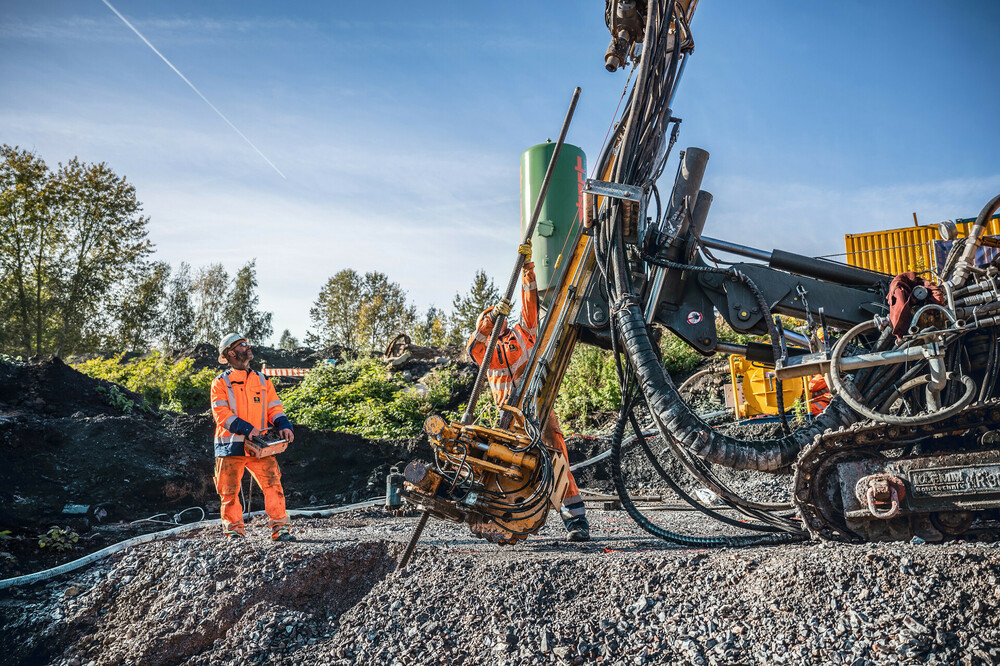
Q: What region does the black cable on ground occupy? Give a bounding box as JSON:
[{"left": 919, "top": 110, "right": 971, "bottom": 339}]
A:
[
  {"left": 625, "top": 407, "right": 791, "bottom": 533},
  {"left": 608, "top": 374, "right": 807, "bottom": 547}
]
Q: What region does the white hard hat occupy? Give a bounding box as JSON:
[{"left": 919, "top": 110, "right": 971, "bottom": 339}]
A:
[{"left": 218, "top": 333, "right": 247, "bottom": 364}]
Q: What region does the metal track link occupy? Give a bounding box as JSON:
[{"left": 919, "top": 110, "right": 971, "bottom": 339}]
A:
[{"left": 793, "top": 399, "right": 1000, "bottom": 542}]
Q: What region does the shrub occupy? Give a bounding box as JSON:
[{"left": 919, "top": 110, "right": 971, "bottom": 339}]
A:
[
  {"left": 74, "top": 353, "right": 216, "bottom": 412},
  {"left": 282, "top": 358, "right": 462, "bottom": 438},
  {"left": 555, "top": 346, "right": 622, "bottom": 433}
]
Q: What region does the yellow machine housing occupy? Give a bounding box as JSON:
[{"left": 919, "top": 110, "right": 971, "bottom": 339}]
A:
[{"left": 727, "top": 354, "right": 810, "bottom": 419}]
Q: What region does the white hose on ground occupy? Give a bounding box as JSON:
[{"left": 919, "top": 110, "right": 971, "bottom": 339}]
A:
[{"left": 0, "top": 497, "right": 387, "bottom": 590}]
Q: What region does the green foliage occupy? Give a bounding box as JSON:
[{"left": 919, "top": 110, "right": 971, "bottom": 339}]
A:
[
  {"left": 278, "top": 329, "right": 299, "bottom": 351},
  {"left": 161, "top": 262, "right": 196, "bottom": 349},
  {"left": 38, "top": 526, "right": 79, "bottom": 551},
  {"left": 193, "top": 263, "right": 229, "bottom": 347},
  {"left": 309, "top": 269, "right": 416, "bottom": 354},
  {"left": 411, "top": 306, "right": 449, "bottom": 348},
  {"left": 108, "top": 260, "right": 170, "bottom": 351},
  {"left": 282, "top": 358, "right": 457, "bottom": 438},
  {"left": 75, "top": 352, "right": 215, "bottom": 412},
  {"left": 659, "top": 330, "right": 703, "bottom": 376},
  {"left": 449, "top": 270, "right": 500, "bottom": 345},
  {"left": 96, "top": 385, "right": 137, "bottom": 414},
  {"left": 223, "top": 260, "right": 273, "bottom": 343},
  {"left": 0, "top": 146, "right": 155, "bottom": 356},
  {"left": 555, "top": 346, "right": 622, "bottom": 432},
  {"left": 791, "top": 396, "right": 808, "bottom": 425}
]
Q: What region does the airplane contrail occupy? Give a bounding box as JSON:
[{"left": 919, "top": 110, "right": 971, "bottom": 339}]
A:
[{"left": 101, "top": 0, "right": 286, "bottom": 179}]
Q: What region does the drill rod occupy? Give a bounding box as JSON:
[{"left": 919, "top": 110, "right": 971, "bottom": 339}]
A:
[
  {"left": 397, "top": 511, "right": 429, "bottom": 570},
  {"left": 460, "top": 86, "right": 582, "bottom": 426}
]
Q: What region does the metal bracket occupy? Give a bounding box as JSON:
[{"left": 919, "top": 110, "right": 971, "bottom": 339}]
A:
[
  {"left": 583, "top": 179, "right": 642, "bottom": 201},
  {"left": 584, "top": 179, "right": 648, "bottom": 244}
]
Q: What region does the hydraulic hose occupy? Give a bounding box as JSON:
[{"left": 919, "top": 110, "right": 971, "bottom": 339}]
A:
[
  {"left": 828, "top": 320, "right": 977, "bottom": 426},
  {"left": 613, "top": 296, "right": 859, "bottom": 471},
  {"left": 608, "top": 391, "right": 805, "bottom": 547}
]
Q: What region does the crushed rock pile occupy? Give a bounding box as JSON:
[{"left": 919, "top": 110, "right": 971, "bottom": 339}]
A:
[{"left": 3, "top": 509, "right": 1000, "bottom": 666}]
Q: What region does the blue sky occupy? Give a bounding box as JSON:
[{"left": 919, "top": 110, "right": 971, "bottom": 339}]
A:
[{"left": 2, "top": 1, "right": 998, "bottom": 342}]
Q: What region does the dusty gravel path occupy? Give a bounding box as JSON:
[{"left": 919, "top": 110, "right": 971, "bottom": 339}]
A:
[{"left": 3, "top": 507, "right": 1000, "bottom": 666}]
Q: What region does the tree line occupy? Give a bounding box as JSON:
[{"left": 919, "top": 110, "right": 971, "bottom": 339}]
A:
[
  {"left": 1, "top": 145, "right": 501, "bottom": 358},
  {"left": 306, "top": 267, "right": 500, "bottom": 352}
]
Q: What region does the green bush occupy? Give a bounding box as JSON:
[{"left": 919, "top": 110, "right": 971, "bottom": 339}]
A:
[
  {"left": 659, "top": 330, "right": 703, "bottom": 376},
  {"left": 74, "top": 353, "right": 216, "bottom": 412},
  {"left": 282, "top": 358, "right": 459, "bottom": 438},
  {"left": 555, "top": 346, "right": 622, "bottom": 433}
]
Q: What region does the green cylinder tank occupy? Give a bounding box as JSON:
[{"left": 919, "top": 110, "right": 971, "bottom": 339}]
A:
[{"left": 520, "top": 141, "right": 587, "bottom": 300}]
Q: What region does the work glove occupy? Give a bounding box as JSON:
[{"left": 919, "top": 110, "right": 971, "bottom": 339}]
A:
[{"left": 517, "top": 241, "right": 532, "bottom": 258}]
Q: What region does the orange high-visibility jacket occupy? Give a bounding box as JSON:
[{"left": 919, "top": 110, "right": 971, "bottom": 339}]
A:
[
  {"left": 210, "top": 368, "right": 291, "bottom": 457},
  {"left": 467, "top": 262, "right": 539, "bottom": 407}
]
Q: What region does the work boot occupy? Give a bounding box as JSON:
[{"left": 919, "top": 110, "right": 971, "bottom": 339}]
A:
[
  {"left": 224, "top": 531, "right": 245, "bottom": 539},
  {"left": 564, "top": 515, "right": 590, "bottom": 542},
  {"left": 272, "top": 526, "right": 295, "bottom": 542}
]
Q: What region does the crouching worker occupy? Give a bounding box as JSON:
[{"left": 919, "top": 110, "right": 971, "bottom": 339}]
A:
[
  {"left": 466, "top": 251, "right": 591, "bottom": 542},
  {"left": 211, "top": 333, "right": 296, "bottom": 542}
]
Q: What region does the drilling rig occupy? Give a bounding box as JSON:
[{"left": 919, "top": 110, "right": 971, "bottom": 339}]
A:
[{"left": 400, "top": 0, "right": 1000, "bottom": 552}]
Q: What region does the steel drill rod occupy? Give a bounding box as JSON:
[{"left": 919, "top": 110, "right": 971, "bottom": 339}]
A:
[
  {"left": 460, "top": 87, "right": 582, "bottom": 425},
  {"left": 397, "top": 511, "right": 429, "bottom": 570}
]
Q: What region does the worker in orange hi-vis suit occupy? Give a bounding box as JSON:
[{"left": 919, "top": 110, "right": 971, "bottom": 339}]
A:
[
  {"left": 211, "top": 333, "right": 296, "bottom": 542},
  {"left": 466, "top": 246, "right": 591, "bottom": 542}
]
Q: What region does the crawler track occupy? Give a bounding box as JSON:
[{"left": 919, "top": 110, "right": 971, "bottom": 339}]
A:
[{"left": 793, "top": 399, "right": 1000, "bottom": 542}]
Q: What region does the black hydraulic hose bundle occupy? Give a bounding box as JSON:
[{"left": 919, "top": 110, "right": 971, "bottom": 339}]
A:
[
  {"left": 607, "top": 381, "right": 807, "bottom": 547},
  {"left": 613, "top": 295, "right": 857, "bottom": 470}
]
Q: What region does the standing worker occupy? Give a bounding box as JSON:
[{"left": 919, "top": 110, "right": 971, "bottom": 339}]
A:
[
  {"left": 211, "top": 333, "right": 296, "bottom": 541},
  {"left": 466, "top": 245, "right": 591, "bottom": 542}
]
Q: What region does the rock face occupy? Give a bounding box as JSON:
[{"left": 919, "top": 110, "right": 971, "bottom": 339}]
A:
[{"left": 3, "top": 510, "right": 1000, "bottom": 666}]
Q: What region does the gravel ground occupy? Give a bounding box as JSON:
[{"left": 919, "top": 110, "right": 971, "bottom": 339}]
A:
[{"left": 4, "top": 506, "right": 1000, "bottom": 666}]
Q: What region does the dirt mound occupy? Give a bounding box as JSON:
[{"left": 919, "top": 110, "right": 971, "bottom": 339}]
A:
[
  {"left": 0, "top": 357, "right": 154, "bottom": 419},
  {"left": 0, "top": 405, "right": 431, "bottom": 577},
  {"left": 0, "top": 354, "right": 438, "bottom": 578}
]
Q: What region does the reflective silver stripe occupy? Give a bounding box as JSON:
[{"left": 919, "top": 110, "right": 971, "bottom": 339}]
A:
[
  {"left": 212, "top": 400, "right": 229, "bottom": 407},
  {"left": 214, "top": 435, "right": 245, "bottom": 444},
  {"left": 510, "top": 328, "right": 530, "bottom": 362},
  {"left": 486, "top": 369, "right": 509, "bottom": 378},
  {"left": 224, "top": 415, "right": 238, "bottom": 429},
  {"left": 563, "top": 496, "right": 586, "bottom": 515},
  {"left": 266, "top": 400, "right": 281, "bottom": 408},
  {"left": 524, "top": 281, "right": 536, "bottom": 290},
  {"left": 222, "top": 373, "right": 237, "bottom": 411},
  {"left": 271, "top": 411, "right": 286, "bottom": 421},
  {"left": 257, "top": 372, "right": 268, "bottom": 429}
]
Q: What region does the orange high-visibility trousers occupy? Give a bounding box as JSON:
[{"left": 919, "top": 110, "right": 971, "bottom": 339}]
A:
[
  {"left": 214, "top": 455, "right": 289, "bottom": 535},
  {"left": 543, "top": 412, "right": 581, "bottom": 505}
]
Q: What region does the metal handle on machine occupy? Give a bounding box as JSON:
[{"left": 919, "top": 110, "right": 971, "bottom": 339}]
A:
[{"left": 460, "top": 87, "right": 582, "bottom": 425}]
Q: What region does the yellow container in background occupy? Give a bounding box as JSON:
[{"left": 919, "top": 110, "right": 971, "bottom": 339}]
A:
[
  {"left": 728, "top": 354, "right": 809, "bottom": 419},
  {"left": 844, "top": 214, "right": 1000, "bottom": 277}
]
